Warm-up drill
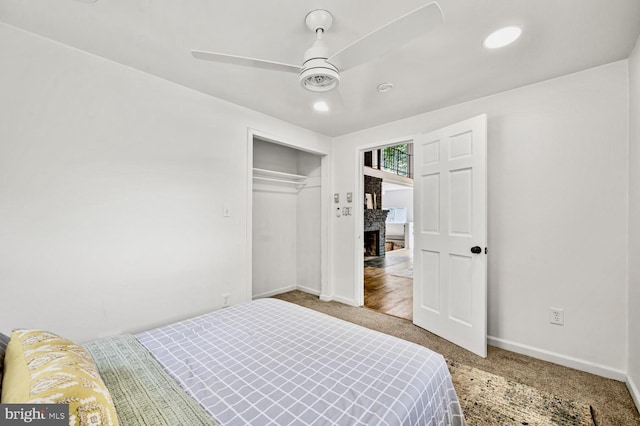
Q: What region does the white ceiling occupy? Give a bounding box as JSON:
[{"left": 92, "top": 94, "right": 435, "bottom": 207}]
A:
[{"left": 1, "top": 0, "right": 639, "bottom": 137}]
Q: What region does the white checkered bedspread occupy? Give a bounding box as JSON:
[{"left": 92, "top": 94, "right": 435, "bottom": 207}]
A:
[{"left": 136, "top": 298, "right": 465, "bottom": 426}]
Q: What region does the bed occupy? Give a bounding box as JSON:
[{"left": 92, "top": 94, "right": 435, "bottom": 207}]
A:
[{"left": 1, "top": 298, "right": 465, "bottom": 425}]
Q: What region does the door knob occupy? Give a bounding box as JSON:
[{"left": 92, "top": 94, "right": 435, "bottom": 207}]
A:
[{"left": 471, "top": 246, "right": 482, "bottom": 254}]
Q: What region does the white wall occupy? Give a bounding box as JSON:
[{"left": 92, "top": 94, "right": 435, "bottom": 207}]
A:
[
  {"left": 0, "top": 23, "right": 331, "bottom": 343},
  {"left": 296, "top": 153, "right": 322, "bottom": 295},
  {"left": 330, "top": 61, "right": 629, "bottom": 378},
  {"left": 628, "top": 34, "right": 640, "bottom": 408},
  {"left": 253, "top": 139, "right": 300, "bottom": 174},
  {"left": 382, "top": 189, "right": 414, "bottom": 222},
  {"left": 252, "top": 190, "right": 298, "bottom": 296}
]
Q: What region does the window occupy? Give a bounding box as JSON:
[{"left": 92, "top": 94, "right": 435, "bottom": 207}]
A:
[
  {"left": 364, "top": 143, "right": 413, "bottom": 178},
  {"left": 386, "top": 208, "right": 407, "bottom": 223},
  {"left": 382, "top": 144, "right": 412, "bottom": 177}
]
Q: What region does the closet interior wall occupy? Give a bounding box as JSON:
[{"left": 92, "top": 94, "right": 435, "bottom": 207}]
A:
[{"left": 252, "top": 138, "right": 322, "bottom": 298}]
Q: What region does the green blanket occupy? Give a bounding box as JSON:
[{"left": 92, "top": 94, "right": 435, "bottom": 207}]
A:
[{"left": 84, "top": 334, "right": 218, "bottom": 426}]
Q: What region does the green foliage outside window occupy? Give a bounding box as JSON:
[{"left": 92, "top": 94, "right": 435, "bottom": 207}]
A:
[{"left": 382, "top": 144, "right": 410, "bottom": 177}]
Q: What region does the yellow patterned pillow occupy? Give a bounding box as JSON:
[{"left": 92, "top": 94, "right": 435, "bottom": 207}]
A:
[{"left": 1, "top": 330, "right": 119, "bottom": 426}]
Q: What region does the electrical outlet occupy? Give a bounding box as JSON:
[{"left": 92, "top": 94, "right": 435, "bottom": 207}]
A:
[
  {"left": 222, "top": 293, "right": 231, "bottom": 307},
  {"left": 549, "top": 308, "right": 564, "bottom": 325}
]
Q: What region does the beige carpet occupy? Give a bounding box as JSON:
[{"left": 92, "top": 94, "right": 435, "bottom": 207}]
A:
[
  {"left": 273, "top": 290, "right": 640, "bottom": 426},
  {"left": 449, "top": 360, "right": 594, "bottom": 425}
]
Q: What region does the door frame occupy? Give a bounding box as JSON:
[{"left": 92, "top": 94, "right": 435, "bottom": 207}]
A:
[
  {"left": 246, "top": 128, "right": 332, "bottom": 303},
  {"left": 354, "top": 135, "right": 416, "bottom": 306}
]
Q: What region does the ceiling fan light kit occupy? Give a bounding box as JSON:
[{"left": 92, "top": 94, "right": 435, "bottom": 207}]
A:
[
  {"left": 300, "top": 11, "right": 340, "bottom": 92},
  {"left": 300, "top": 64, "right": 340, "bottom": 92},
  {"left": 483, "top": 26, "right": 522, "bottom": 49},
  {"left": 313, "top": 101, "right": 330, "bottom": 112}
]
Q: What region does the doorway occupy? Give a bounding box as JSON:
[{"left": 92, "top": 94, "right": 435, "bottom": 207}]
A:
[
  {"left": 361, "top": 143, "right": 414, "bottom": 321},
  {"left": 355, "top": 115, "right": 488, "bottom": 357}
]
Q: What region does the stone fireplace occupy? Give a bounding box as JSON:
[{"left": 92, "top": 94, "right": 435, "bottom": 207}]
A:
[
  {"left": 364, "top": 208, "right": 389, "bottom": 257},
  {"left": 364, "top": 230, "right": 379, "bottom": 256},
  {"left": 363, "top": 175, "right": 389, "bottom": 257}
]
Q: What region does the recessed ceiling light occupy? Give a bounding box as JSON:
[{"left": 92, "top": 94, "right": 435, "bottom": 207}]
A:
[
  {"left": 483, "top": 26, "right": 522, "bottom": 49},
  {"left": 313, "top": 101, "right": 329, "bottom": 112},
  {"left": 377, "top": 83, "right": 394, "bottom": 92}
]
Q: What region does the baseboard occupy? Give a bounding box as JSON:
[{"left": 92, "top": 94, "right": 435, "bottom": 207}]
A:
[
  {"left": 627, "top": 375, "right": 640, "bottom": 414},
  {"left": 252, "top": 286, "right": 297, "bottom": 300},
  {"left": 488, "top": 335, "right": 626, "bottom": 381},
  {"left": 296, "top": 285, "right": 320, "bottom": 296},
  {"left": 311, "top": 291, "right": 360, "bottom": 307},
  {"left": 254, "top": 285, "right": 322, "bottom": 300},
  {"left": 329, "top": 295, "right": 360, "bottom": 307}
]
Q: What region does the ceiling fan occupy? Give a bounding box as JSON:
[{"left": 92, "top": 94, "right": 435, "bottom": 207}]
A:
[{"left": 191, "top": 3, "right": 444, "bottom": 94}]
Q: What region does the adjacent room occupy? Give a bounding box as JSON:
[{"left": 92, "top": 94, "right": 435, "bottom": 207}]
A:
[
  {"left": 363, "top": 144, "right": 415, "bottom": 321},
  {"left": 1, "top": 0, "right": 639, "bottom": 425}
]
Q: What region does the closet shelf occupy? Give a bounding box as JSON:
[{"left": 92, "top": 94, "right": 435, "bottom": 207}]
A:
[{"left": 252, "top": 168, "right": 307, "bottom": 187}]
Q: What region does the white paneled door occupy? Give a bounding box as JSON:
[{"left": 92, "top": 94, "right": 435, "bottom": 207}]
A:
[{"left": 413, "top": 114, "right": 487, "bottom": 357}]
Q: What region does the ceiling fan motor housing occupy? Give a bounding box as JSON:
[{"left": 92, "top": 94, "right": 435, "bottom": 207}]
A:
[{"left": 300, "top": 24, "right": 340, "bottom": 92}]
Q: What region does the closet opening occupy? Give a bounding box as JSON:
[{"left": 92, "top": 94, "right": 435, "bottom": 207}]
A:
[{"left": 250, "top": 136, "right": 324, "bottom": 300}]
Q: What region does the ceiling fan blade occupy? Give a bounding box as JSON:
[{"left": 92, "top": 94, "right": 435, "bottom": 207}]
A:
[
  {"left": 328, "top": 2, "right": 444, "bottom": 72},
  {"left": 191, "top": 50, "right": 302, "bottom": 74}
]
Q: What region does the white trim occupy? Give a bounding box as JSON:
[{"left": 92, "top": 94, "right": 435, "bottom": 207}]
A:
[
  {"left": 252, "top": 286, "right": 298, "bottom": 300},
  {"left": 355, "top": 150, "right": 365, "bottom": 306},
  {"left": 246, "top": 129, "right": 254, "bottom": 303},
  {"left": 254, "top": 286, "right": 320, "bottom": 300},
  {"left": 250, "top": 129, "right": 331, "bottom": 156},
  {"left": 364, "top": 166, "right": 414, "bottom": 187},
  {"left": 319, "top": 153, "right": 332, "bottom": 302},
  {"left": 296, "top": 285, "right": 321, "bottom": 297},
  {"left": 488, "top": 335, "right": 627, "bottom": 381},
  {"left": 627, "top": 375, "right": 640, "bottom": 414},
  {"left": 330, "top": 295, "right": 360, "bottom": 307},
  {"left": 354, "top": 135, "right": 416, "bottom": 307}
]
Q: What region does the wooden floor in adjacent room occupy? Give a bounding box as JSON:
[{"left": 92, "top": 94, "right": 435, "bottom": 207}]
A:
[{"left": 364, "top": 248, "right": 413, "bottom": 321}]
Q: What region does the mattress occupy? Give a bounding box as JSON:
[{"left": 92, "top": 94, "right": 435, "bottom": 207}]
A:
[{"left": 137, "top": 298, "right": 465, "bottom": 425}]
